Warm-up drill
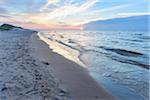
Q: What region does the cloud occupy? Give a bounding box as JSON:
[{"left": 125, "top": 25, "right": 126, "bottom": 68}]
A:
[
  {"left": 65, "top": 4, "right": 134, "bottom": 25},
  {"left": 0, "top": 14, "right": 12, "bottom": 18},
  {"left": 47, "top": 0, "right": 60, "bottom": 5},
  {"left": 40, "top": 0, "right": 60, "bottom": 11},
  {"left": 118, "top": 12, "right": 150, "bottom": 17},
  {"left": 15, "top": 1, "right": 134, "bottom": 29},
  {"left": 0, "top": 0, "right": 6, "bottom": 4},
  {"left": 18, "top": 0, "right": 98, "bottom": 26},
  {"left": 83, "top": 4, "right": 133, "bottom": 16},
  {"left": 1, "top": 0, "right": 146, "bottom": 30},
  {"left": 0, "top": 7, "right": 9, "bottom": 14},
  {"left": 0, "top": 7, "right": 13, "bottom": 21},
  {"left": 45, "top": 0, "right": 98, "bottom": 20}
]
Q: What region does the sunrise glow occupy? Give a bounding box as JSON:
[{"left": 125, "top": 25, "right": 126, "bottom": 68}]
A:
[{"left": 0, "top": 0, "right": 148, "bottom": 30}]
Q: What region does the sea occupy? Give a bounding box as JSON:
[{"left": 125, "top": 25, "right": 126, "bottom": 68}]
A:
[{"left": 38, "top": 30, "right": 149, "bottom": 100}]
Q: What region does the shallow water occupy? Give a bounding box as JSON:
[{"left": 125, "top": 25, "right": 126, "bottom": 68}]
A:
[{"left": 38, "top": 30, "right": 149, "bottom": 100}]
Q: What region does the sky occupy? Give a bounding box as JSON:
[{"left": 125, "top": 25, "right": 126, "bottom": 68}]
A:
[{"left": 0, "top": 0, "right": 149, "bottom": 30}]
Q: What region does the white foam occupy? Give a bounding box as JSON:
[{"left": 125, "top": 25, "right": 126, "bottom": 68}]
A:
[{"left": 37, "top": 32, "right": 85, "bottom": 67}]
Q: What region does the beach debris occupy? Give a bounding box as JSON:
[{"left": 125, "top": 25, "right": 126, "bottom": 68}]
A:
[
  {"left": 1, "top": 87, "right": 7, "bottom": 91},
  {"left": 58, "top": 88, "right": 67, "bottom": 97},
  {"left": 42, "top": 61, "right": 50, "bottom": 65}
]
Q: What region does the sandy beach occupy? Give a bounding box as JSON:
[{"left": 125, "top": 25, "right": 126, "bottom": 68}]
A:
[
  {"left": 0, "top": 29, "right": 68, "bottom": 100},
  {"left": 0, "top": 0, "right": 149, "bottom": 99},
  {"left": 30, "top": 33, "right": 114, "bottom": 100},
  {"left": 0, "top": 28, "right": 114, "bottom": 100}
]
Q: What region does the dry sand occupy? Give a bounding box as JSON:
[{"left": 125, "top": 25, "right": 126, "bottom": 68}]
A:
[
  {"left": 0, "top": 29, "right": 67, "bottom": 100},
  {"left": 30, "top": 33, "right": 114, "bottom": 100}
]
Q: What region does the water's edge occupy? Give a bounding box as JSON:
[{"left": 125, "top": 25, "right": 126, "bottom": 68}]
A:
[{"left": 37, "top": 31, "right": 149, "bottom": 100}]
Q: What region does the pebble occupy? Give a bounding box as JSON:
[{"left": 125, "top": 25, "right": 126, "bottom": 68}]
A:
[{"left": 42, "top": 61, "right": 50, "bottom": 65}]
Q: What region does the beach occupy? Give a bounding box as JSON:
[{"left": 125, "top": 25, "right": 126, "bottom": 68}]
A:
[
  {"left": 0, "top": 29, "right": 68, "bottom": 100},
  {"left": 30, "top": 32, "right": 114, "bottom": 100},
  {"left": 0, "top": 0, "right": 148, "bottom": 99},
  {"left": 0, "top": 28, "right": 114, "bottom": 100},
  {"left": 37, "top": 30, "right": 149, "bottom": 100}
]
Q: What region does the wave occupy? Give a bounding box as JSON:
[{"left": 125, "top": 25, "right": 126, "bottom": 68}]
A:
[
  {"left": 37, "top": 32, "right": 86, "bottom": 67},
  {"left": 38, "top": 32, "right": 149, "bottom": 70},
  {"left": 98, "top": 46, "right": 144, "bottom": 56},
  {"left": 105, "top": 48, "right": 143, "bottom": 57}
]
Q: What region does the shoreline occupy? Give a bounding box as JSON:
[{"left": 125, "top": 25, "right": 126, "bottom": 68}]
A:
[
  {"left": 35, "top": 31, "right": 149, "bottom": 100},
  {"left": 30, "top": 33, "right": 114, "bottom": 99},
  {"left": 37, "top": 32, "right": 86, "bottom": 67}
]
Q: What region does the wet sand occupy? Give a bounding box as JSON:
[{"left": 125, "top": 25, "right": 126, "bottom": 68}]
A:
[{"left": 30, "top": 33, "right": 114, "bottom": 100}]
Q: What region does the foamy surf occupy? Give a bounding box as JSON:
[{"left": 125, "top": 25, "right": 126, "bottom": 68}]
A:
[{"left": 37, "top": 32, "right": 85, "bottom": 67}]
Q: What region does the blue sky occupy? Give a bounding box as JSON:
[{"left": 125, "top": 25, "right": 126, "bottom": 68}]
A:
[{"left": 0, "top": 0, "right": 149, "bottom": 29}]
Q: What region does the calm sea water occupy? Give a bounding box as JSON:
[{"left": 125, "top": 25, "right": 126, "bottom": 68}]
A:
[{"left": 38, "top": 30, "right": 149, "bottom": 100}]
